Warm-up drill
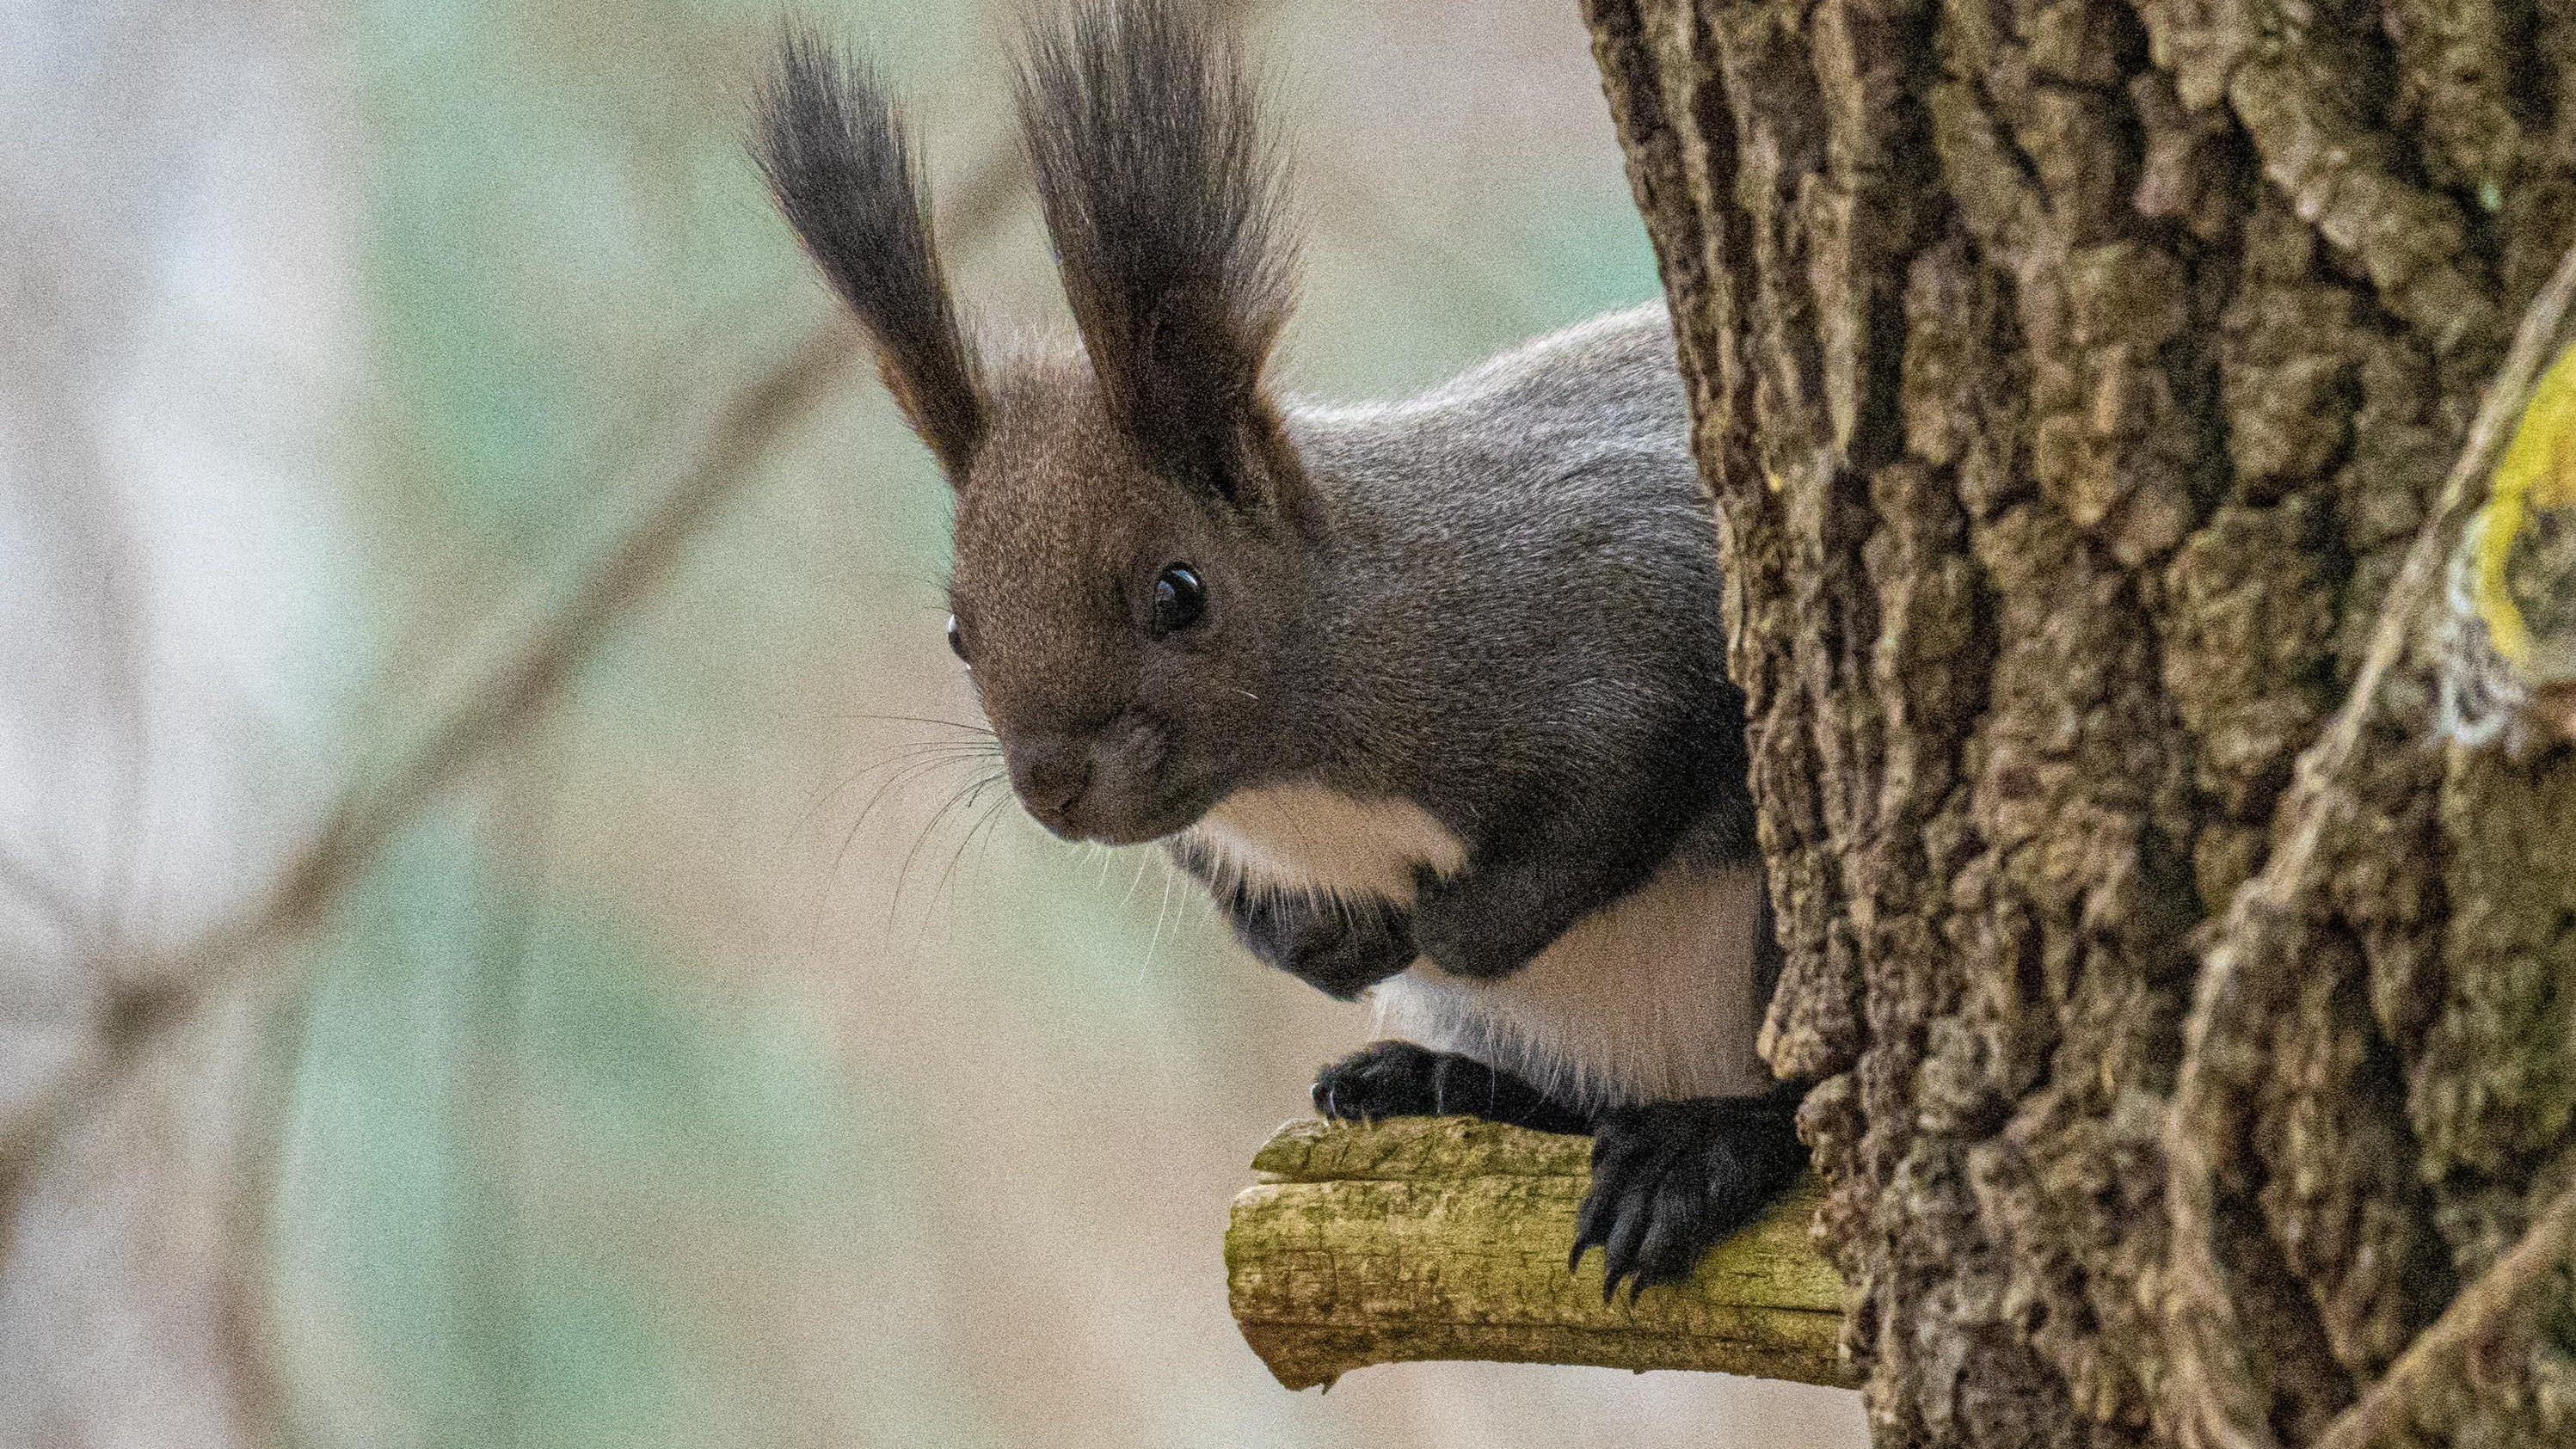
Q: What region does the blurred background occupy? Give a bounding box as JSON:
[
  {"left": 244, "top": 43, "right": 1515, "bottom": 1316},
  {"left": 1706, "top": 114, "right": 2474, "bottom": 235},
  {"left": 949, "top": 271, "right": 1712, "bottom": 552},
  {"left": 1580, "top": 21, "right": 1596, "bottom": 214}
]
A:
[{"left": 0, "top": 1, "right": 1866, "bottom": 1445}]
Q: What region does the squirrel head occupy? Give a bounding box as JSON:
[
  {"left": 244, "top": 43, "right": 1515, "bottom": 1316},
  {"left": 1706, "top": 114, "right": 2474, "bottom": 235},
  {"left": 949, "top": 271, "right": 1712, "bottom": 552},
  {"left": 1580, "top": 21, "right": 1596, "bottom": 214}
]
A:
[{"left": 754, "top": 0, "right": 1319, "bottom": 844}]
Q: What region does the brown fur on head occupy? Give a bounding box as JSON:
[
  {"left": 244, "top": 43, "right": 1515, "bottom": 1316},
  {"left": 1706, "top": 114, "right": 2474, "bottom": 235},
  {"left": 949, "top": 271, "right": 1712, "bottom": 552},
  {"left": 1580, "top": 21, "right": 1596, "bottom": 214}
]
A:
[{"left": 753, "top": 0, "right": 1316, "bottom": 844}]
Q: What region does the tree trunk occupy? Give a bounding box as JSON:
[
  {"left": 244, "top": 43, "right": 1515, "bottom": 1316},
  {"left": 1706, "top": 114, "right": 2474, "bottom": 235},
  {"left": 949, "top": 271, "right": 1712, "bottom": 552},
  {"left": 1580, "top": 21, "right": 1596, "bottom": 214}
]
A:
[{"left": 1581, "top": 0, "right": 2576, "bottom": 1445}]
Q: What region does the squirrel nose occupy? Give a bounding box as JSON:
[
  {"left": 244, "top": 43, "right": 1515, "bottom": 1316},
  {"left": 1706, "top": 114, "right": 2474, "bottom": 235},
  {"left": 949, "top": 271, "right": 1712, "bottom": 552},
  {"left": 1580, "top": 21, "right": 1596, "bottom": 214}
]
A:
[{"left": 1009, "top": 735, "right": 1095, "bottom": 833}]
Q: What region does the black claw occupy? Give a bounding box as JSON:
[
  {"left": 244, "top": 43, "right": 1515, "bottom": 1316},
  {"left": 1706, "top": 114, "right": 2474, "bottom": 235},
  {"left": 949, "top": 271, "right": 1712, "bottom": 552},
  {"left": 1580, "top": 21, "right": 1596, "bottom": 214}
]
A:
[
  {"left": 1568, "top": 1213, "right": 1598, "bottom": 1274},
  {"left": 1570, "top": 1085, "right": 1810, "bottom": 1295},
  {"left": 1601, "top": 1188, "right": 1654, "bottom": 1298}
]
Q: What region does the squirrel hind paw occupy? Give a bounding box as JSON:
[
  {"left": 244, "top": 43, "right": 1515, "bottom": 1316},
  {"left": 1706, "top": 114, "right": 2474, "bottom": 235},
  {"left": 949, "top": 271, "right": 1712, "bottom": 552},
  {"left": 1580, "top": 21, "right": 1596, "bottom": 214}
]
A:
[{"left": 1570, "top": 1090, "right": 1808, "bottom": 1299}]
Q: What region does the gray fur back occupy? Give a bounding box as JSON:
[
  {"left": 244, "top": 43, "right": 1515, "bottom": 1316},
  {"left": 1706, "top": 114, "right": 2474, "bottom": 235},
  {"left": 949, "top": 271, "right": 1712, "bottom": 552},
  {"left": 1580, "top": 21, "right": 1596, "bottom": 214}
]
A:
[{"left": 1281, "top": 304, "right": 1726, "bottom": 835}]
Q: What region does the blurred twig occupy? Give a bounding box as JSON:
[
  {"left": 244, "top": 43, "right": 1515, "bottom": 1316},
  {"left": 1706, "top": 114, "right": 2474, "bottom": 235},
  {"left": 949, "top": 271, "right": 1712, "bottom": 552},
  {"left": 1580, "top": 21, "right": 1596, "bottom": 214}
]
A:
[
  {"left": 81, "top": 0, "right": 1282, "bottom": 1049},
  {"left": 17, "top": 19, "right": 1266, "bottom": 1443},
  {"left": 181, "top": 130, "right": 1033, "bottom": 1001},
  {"left": 212, "top": 322, "right": 858, "bottom": 967},
  {"left": 186, "top": 38, "right": 1057, "bottom": 989},
  {"left": 20, "top": 73, "right": 1049, "bottom": 1179},
  {"left": 0, "top": 844, "right": 78, "bottom": 940}
]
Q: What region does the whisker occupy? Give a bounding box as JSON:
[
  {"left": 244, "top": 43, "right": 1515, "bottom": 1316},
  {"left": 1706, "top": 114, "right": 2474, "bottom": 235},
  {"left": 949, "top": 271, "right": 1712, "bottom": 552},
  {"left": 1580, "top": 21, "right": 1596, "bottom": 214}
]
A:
[
  {"left": 832, "top": 753, "right": 988, "bottom": 880},
  {"left": 928, "top": 771, "right": 1014, "bottom": 912},
  {"left": 1139, "top": 856, "right": 1182, "bottom": 986},
  {"left": 795, "top": 743, "right": 1001, "bottom": 840},
  {"left": 967, "top": 791, "right": 1017, "bottom": 871},
  {"left": 890, "top": 768, "right": 1005, "bottom": 924},
  {"left": 1116, "top": 849, "right": 1155, "bottom": 910},
  {"left": 833, "top": 712, "right": 1000, "bottom": 736},
  {"left": 803, "top": 746, "right": 994, "bottom": 828},
  {"left": 951, "top": 792, "right": 1021, "bottom": 906}
]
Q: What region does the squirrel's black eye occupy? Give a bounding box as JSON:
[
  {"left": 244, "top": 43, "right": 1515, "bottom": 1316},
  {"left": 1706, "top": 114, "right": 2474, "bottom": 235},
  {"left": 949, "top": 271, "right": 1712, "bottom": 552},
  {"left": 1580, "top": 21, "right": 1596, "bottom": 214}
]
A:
[
  {"left": 1152, "top": 564, "right": 1207, "bottom": 634},
  {"left": 946, "top": 613, "right": 968, "bottom": 661}
]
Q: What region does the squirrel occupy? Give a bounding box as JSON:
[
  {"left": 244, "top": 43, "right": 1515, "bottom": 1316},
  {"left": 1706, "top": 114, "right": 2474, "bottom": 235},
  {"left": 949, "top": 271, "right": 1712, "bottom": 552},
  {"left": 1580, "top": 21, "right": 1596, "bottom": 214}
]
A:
[{"left": 753, "top": 0, "right": 1807, "bottom": 1295}]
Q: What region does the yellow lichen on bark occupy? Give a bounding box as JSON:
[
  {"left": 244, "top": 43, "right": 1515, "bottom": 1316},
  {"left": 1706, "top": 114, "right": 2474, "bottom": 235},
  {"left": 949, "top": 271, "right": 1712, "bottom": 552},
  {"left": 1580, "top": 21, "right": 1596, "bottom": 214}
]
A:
[{"left": 1223, "top": 1117, "right": 1848, "bottom": 1391}]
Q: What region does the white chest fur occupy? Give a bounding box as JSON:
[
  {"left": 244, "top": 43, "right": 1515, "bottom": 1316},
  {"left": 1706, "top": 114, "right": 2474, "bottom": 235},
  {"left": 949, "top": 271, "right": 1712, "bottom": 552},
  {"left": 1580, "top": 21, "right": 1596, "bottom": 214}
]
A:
[
  {"left": 1184, "top": 783, "right": 1770, "bottom": 1110},
  {"left": 1183, "top": 783, "right": 1468, "bottom": 901}
]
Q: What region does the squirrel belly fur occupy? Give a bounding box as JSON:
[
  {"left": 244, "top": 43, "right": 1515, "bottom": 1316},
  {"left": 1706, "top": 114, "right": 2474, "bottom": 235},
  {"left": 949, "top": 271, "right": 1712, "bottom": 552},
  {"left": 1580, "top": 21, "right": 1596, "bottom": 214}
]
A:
[
  {"left": 1197, "top": 774, "right": 1771, "bottom": 1111},
  {"left": 753, "top": 0, "right": 1806, "bottom": 1295}
]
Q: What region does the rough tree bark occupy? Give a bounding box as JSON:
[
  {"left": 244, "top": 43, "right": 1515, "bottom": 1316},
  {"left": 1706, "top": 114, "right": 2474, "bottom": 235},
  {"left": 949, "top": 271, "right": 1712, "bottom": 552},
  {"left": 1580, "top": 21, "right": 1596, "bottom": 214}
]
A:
[{"left": 1581, "top": 0, "right": 2576, "bottom": 1445}]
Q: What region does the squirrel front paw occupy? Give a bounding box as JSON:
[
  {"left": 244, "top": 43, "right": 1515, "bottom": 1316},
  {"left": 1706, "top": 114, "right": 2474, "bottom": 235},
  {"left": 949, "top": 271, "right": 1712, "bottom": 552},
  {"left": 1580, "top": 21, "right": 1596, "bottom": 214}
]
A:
[
  {"left": 1569, "top": 1086, "right": 1808, "bottom": 1299},
  {"left": 1407, "top": 864, "right": 1565, "bottom": 979},
  {"left": 1233, "top": 893, "right": 1415, "bottom": 1000},
  {"left": 1312, "top": 1041, "right": 1591, "bottom": 1135}
]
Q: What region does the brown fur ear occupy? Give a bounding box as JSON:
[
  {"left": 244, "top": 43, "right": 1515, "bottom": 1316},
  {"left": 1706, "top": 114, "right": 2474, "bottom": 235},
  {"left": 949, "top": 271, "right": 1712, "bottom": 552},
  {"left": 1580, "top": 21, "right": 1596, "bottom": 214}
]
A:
[
  {"left": 754, "top": 28, "right": 987, "bottom": 478},
  {"left": 1015, "top": 0, "right": 1299, "bottom": 505}
]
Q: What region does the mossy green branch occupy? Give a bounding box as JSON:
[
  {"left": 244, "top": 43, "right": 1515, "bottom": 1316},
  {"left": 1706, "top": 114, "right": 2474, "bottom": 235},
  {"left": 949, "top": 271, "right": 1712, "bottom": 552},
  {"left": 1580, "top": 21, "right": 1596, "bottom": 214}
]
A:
[{"left": 1223, "top": 1117, "right": 1850, "bottom": 1391}]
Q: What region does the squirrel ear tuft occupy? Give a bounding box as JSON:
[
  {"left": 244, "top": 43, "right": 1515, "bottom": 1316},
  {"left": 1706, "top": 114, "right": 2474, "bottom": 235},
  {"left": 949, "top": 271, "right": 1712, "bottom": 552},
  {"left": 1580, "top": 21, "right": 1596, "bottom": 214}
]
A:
[
  {"left": 1016, "top": 0, "right": 1299, "bottom": 503},
  {"left": 753, "top": 28, "right": 988, "bottom": 479}
]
